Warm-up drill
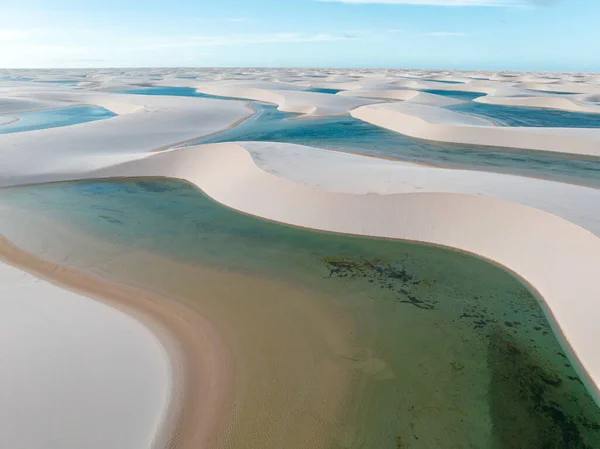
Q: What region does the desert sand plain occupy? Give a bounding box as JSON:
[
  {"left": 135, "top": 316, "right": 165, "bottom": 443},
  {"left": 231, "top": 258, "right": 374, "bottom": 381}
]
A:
[{"left": 1, "top": 68, "right": 600, "bottom": 448}]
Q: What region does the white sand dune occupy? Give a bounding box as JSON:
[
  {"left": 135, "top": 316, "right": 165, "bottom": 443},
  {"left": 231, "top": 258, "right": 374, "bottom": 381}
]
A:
[
  {"left": 0, "top": 97, "right": 75, "bottom": 114},
  {"left": 0, "top": 248, "right": 171, "bottom": 449},
  {"left": 2, "top": 69, "right": 600, "bottom": 448},
  {"left": 89, "top": 142, "right": 600, "bottom": 407},
  {"left": 0, "top": 92, "right": 251, "bottom": 184},
  {"left": 338, "top": 88, "right": 463, "bottom": 107},
  {"left": 194, "top": 82, "right": 380, "bottom": 116},
  {"left": 3, "top": 133, "right": 600, "bottom": 406},
  {"left": 475, "top": 93, "right": 600, "bottom": 114},
  {"left": 352, "top": 102, "right": 600, "bottom": 158},
  {"left": 238, "top": 142, "right": 600, "bottom": 237}
]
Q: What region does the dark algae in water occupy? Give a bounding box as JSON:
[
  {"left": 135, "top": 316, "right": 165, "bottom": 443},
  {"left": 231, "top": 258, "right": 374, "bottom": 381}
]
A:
[
  {"left": 488, "top": 329, "right": 600, "bottom": 448},
  {"left": 322, "top": 255, "right": 600, "bottom": 448},
  {"left": 323, "top": 256, "right": 437, "bottom": 310}
]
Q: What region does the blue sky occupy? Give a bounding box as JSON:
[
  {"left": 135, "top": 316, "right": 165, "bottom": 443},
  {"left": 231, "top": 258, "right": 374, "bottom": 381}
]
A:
[{"left": 0, "top": 0, "right": 597, "bottom": 71}]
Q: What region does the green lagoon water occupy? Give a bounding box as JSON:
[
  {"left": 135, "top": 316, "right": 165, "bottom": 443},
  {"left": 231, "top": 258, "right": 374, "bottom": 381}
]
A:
[{"left": 2, "top": 178, "right": 600, "bottom": 448}]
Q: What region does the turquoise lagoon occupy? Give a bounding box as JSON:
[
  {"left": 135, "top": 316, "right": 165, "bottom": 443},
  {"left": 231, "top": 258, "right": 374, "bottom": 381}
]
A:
[
  {"left": 0, "top": 106, "right": 116, "bottom": 134},
  {"left": 450, "top": 102, "right": 600, "bottom": 128},
  {"left": 195, "top": 103, "right": 600, "bottom": 189},
  {"left": 125, "top": 87, "right": 600, "bottom": 188},
  {"left": 122, "top": 86, "right": 242, "bottom": 101},
  {"left": 2, "top": 178, "right": 600, "bottom": 448},
  {"left": 422, "top": 89, "right": 486, "bottom": 101},
  {"left": 420, "top": 90, "right": 600, "bottom": 128},
  {"left": 0, "top": 77, "right": 34, "bottom": 82},
  {"left": 306, "top": 87, "right": 343, "bottom": 94}
]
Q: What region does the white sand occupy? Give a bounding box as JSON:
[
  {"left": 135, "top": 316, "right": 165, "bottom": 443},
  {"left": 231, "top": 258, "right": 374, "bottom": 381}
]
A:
[
  {"left": 475, "top": 93, "right": 600, "bottom": 114},
  {"left": 92, "top": 142, "right": 600, "bottom": 403},
  {"left": 6, "top": 131, "right": 596, "bottom": 406},
  {"left": 0, "top": 91, "right": 251, "bottom": 185},
  {"left": 0, "top": 116, "right": 18, "bottom": 126},
  {"left": 0, "top": 97, "right": 74, "bottom": 114},
  {"left": 2, "top": 69, "right": 600, "bottom": 448},
  {"left": 194, "top": 81, "right": 380, "bottom": 116},
  {"left": 239, "top": 142, "right": 600, "bottom": 237},
  {"left": 352, "top": 102, "right": 600, "bottom": 157},
  {"left": 338, "top": 89, "right": 463, "bottom": 107},
  {"left": 0, "top": 254, "right": 170, "bottom": 449}
]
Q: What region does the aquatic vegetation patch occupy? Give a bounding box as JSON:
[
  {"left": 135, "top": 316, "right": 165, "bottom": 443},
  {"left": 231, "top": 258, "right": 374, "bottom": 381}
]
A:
[
  {"left": 488, "top": 329, "right": 600, "bottom": 448},
  {"left": 323, "top": 256, "right": 437, "bottom": 310}
]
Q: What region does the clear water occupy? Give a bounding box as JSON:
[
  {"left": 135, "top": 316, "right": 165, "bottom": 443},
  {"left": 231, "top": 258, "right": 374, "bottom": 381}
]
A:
[
  {"left": 122, "top": 86, "right": 244, "bottom": 101},
  {"left": 194, "top": 103, "right": 600, "bottom": 188},
  {"left": 0, "top": 77, "right": 34, "bottom": 82},
  {"left": 426, "top": 79, "right": 464, "bottom": 84},
  {"left": 2, "top": 178, "right": 599, "bottom": 448},
  {"left": 118, "top": 86, "right": 600, "bottom": 188},
  {"left": 0, "top": 106, "right": 116, "bottom": 134},
  {"left": 451, "top": 102, "right": 600, "bottom": 128},
  {"left": 305, "top": 88, "right": 343, "bottom": 94},
  {"left": 422, "top": 89, "right": 486, "bottom": 101}
]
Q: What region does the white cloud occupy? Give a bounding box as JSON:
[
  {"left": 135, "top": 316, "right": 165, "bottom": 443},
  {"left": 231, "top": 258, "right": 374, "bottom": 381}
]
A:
[
  {"left": 0, "top": 29, "right": 29, "bottom": 41},
  {"left": 317, "top": 0, "right": 525, "bottom": 6},
  {"left": 422, "top": 31, "right": 469, "bottom": 36}
]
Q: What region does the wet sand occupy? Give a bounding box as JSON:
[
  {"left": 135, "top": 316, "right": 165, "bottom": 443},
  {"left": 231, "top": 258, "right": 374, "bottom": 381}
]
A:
[
  {"left": 0, "top": 234, "right": 236, "bottom": 449},
  {"left": 0, "top": 210, "right": 355, "bottom": 448}
]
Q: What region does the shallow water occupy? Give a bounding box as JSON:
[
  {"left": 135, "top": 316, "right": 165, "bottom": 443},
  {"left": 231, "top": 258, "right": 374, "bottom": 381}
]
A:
[
  {"left": 451, "top": 102, "right": 600, "bottom": 128},
  {"left": 305, "top": 87, "right": 343, "bottom": 94},
  {"left": 422, "top": 89, "right": 486, "bottom": 101},
  {"left": 194, "top": 103, "right": 600, "bottom": 188},
  {"left": 0, "top": 106, "right": 116, "bottom": 134},
  {"left": 122, "top": 86, "right": 244, "bottom": 101},
  {"left": 2, "top": 178, "right": 600, "bottom": 448},
  {"left": 120, "top": 86, "right": 600, "bottom": 187},
  {"left": 0, "top": 77, "right": 34, "bottom": 82}
]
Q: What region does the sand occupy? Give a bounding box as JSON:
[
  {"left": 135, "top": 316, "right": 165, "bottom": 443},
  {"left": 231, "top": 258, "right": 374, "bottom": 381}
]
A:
[
  {"left": 338, "top": 88, "right": 464, "bottom": 107},
  {"left": 1, "top": 68, "right": 600, "bottom": 448},
  {"left": 351, "top": 102, "right": 600, "bottom": 158},
  {"left": 0, "top": 228, "right": 234, "bottom": 449},
  {"left": 0, "top": 236, "right": 172, "bottom": 449},
  {"left": 0, "top": 116, "right": 18, "bottom": 126},
  {"left": 194, "top": 82, "right": 381, "bottom": 117},
  {"left": 475, "top": 93, "right": 600, "bottom": 114}
]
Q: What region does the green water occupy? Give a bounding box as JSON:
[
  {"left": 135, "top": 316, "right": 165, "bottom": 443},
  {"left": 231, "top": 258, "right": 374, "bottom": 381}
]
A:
[{"left": 2, "top": 178, "right": 599, "bottom": 448}]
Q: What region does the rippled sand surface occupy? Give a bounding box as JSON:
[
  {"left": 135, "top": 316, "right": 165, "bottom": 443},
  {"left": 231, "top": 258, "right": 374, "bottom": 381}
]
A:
[{"left": 1, "top": 178, "right": 599, "bottom": 448}]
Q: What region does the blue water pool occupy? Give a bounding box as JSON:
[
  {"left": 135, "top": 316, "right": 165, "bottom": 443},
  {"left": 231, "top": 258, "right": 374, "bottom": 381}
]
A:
[
  {"left": 118, "top": 87, "right": 600, "bottom": 188},
  {"left": 122, "top": 86, "right": 250, "bottom": 101},
  {"left": 194, "top": 103, "right": 600, "bottom": 188},
  {"left": 422, "top": 89, "right": 487, "bottom": 101},
  {"left": 450, "top": 102, "right": 600, "bottom": 128},
  {"left": 0, "top": 106, "right": 116, "bottom": 134},
  {"left": 305, "top": 88, "right": 343, "bottom": 94},
  {"left": 0, "top": 77, "right": 34, "bottom": 82}
]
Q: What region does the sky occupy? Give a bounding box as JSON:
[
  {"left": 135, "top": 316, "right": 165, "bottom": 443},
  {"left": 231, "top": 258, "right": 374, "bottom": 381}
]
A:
[{"left": 0, "top": 0, "right": 597, "bottom": 71}]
